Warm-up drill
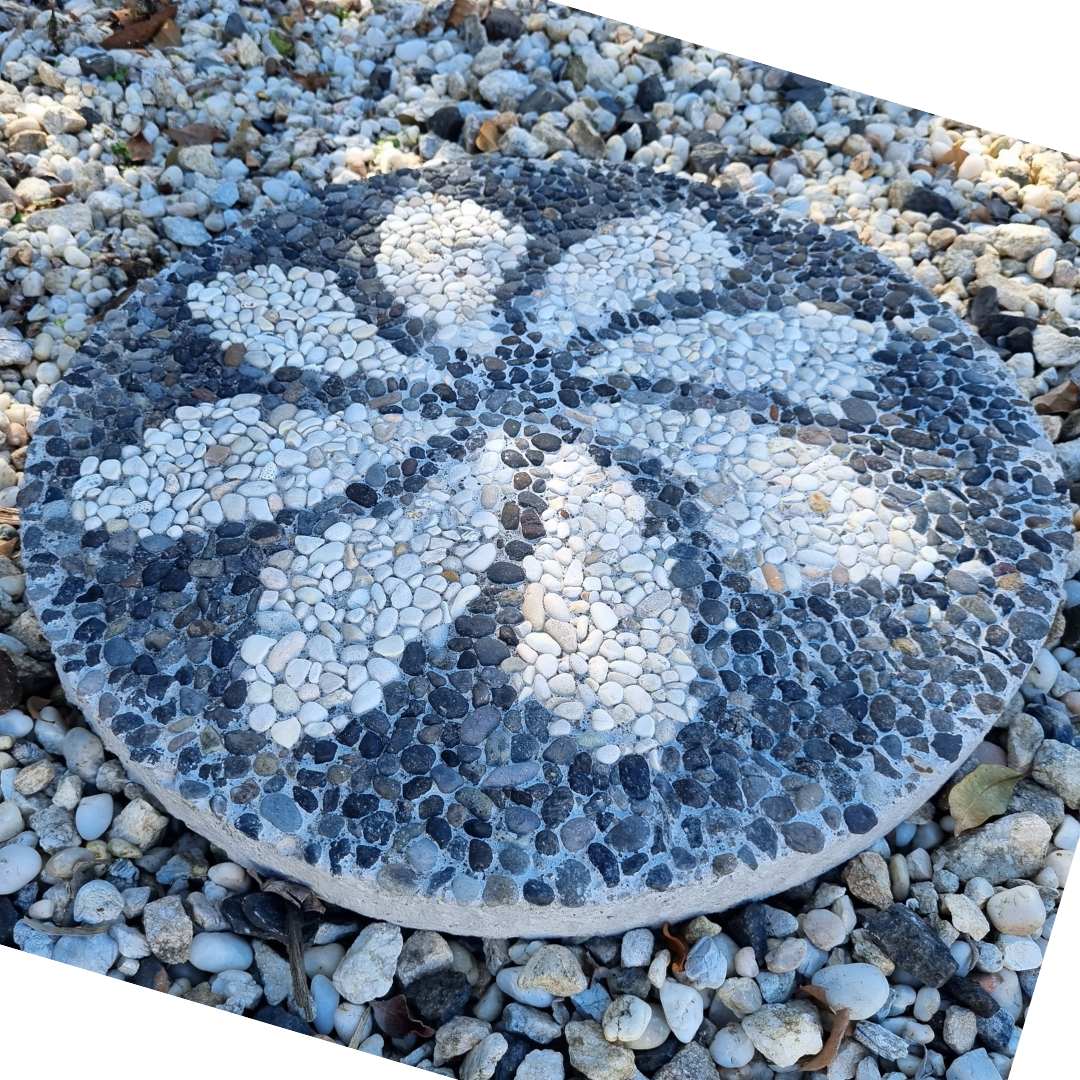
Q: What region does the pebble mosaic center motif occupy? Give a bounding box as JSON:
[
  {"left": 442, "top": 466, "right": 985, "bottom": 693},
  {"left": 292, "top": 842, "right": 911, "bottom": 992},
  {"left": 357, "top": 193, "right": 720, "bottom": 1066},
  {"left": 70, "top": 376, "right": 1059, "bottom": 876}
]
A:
[{"left": 19, "top": 159, "right": 1074, "bottom": 931}]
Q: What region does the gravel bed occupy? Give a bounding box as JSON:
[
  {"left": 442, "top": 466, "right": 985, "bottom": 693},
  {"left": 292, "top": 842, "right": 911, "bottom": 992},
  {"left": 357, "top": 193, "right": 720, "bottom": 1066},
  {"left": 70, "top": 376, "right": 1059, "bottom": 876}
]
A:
[
  {"left": 1, "top": 686, "right": 1075, "bottom": 1080},
  {"left": 2, "top": 1, "right": 1080, "bottom": 1079}
]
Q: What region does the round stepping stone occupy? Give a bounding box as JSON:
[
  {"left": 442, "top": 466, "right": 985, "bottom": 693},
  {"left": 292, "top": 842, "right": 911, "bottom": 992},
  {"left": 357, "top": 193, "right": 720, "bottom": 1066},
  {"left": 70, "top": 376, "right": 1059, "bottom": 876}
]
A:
[{"left": 20, "top": 158, "right": 1070, "bottom": 935}]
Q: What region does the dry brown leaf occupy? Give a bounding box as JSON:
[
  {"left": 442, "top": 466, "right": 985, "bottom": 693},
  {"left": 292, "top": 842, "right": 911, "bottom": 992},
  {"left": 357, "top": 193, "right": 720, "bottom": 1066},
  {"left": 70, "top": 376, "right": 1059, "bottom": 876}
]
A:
[
  {"left": 937, "top": 146, "right": 968, "bottom": 168},
  {"left": 162, "top": 123, "right": 226, "bottom": 147},
  {"left": 948, "top": 763, "right": 1026, "bottom": 835},
  {"left": 25, "top": 697, "right": 52, "bottom": 721},
  {"left": 446, "top": 0, "right": 476, "bottom": 27},
  {"left": 661, "top": 922, "right": 688, "bottom": 974},
  {"left": 293, "top": 71, "right": 329, "bottom": 91},
  {"left": 1033, "top": 380, "right": 1079, "bottom": 416},
  {"left": 101, "top": 4, "right": 177, "bottom": 49},
  {"left": 798, "top": 1007, "right": 851, "bottom": 1072},
  {"left": 109, "top": 7, "right": 141, "bottom": 27},
  {"left": 152, "top": 17, "right": 183, "bottom": 48},
  {"left": 800, "top": 983, "right": 831, "bottom": 1006},
  {"left": 0, "top": 538, "right": 17, "bottom": 559},
  {"left": 475, "top": 117, "right": 499, "bottom": 153},
  {"left": 0, "top": 177, "right": 25, "bottom": 210},
  {"left": 370, "top": 995, "right": 434, "bottom": 1039},
  {"left": 125, "top": 131, "right": 153, "bottom": 162},
  {"left": 0, "top": 507, "right": 19, "bottom": 527}
]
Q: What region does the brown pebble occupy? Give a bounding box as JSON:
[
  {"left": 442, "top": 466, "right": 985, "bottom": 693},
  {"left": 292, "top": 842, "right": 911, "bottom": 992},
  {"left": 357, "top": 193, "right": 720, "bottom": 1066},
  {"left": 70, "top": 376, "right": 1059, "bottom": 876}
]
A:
[
  {"left": 223, "top": 343, "right": 245, "bottom": 367},
  {"left": 762, "top": 564, "right": 785, "bottom": 591},
  {"left": 807, "top": 491, "right": 830, "bottom": 513},
  {"left": 204, "top": 445, "right": 230, "bottom": 465},
  {"left": 831, "top": 565, "right": 849, "bottom": 585},
  {"left": 997, "top": 573, "right": 1023, "bottom": 591},
  {"left": 442, "top": 569, "right": 459, "bottom": 582}
]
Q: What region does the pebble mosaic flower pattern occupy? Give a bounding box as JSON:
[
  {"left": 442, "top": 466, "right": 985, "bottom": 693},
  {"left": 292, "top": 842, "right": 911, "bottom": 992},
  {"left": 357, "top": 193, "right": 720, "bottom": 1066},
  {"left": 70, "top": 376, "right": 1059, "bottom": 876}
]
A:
[{"left": 19, "top": 159, "right": 1073, "bottom": 929}]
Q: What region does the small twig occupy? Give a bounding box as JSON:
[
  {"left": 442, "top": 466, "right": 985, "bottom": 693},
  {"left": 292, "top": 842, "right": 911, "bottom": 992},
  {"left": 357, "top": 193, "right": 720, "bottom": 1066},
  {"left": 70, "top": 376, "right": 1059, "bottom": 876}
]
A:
[
  {"left": 285, "top": 904, "right": 315, "bottom": 1022},
  {"left": 186, "top": 75, "right": 227, "bottom": 96},
  {"left": 348, "top": 1005, "right": 371, "bottom": 1049},
  {"left": 22, "top": 918, "right": 112, "bottom": 936}
]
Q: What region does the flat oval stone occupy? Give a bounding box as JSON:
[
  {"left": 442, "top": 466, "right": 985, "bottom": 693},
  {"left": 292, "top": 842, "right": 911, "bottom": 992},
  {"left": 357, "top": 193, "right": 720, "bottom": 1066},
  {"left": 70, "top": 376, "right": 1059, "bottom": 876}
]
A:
[
  {"left": 0, "top": 844, "right": 42, "bottom": 895},
  {"left": 189, "top": 931, "right": 255, "bottom": 973}
]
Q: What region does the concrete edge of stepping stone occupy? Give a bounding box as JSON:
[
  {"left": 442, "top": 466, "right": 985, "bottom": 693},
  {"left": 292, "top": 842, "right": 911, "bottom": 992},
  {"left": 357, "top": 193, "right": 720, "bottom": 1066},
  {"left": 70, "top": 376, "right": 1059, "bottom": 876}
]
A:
[{"left": 54, "top": 657, "right": 1003, "bottom": 936}]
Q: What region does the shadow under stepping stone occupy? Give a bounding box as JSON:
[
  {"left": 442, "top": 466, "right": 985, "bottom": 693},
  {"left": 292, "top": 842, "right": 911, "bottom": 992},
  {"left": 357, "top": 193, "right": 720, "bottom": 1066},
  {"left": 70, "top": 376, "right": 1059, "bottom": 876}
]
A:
[{"left": 19, "top": 158, "right": 1071, "bottom": 935}]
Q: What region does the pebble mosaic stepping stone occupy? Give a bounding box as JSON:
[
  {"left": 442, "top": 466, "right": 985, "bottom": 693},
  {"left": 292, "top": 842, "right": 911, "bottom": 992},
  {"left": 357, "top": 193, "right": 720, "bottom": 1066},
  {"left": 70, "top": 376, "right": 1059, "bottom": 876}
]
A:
[{"left": 20, "top": 158, "right": 1073, "bottom": 935}]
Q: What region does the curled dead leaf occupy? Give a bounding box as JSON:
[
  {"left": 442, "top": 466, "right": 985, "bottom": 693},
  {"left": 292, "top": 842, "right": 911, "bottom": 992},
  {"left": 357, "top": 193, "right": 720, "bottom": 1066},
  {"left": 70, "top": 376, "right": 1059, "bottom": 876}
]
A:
[
  {"left": 446, "top": 0, "right": 477, "bottom": 28},
  {"left": 937, "top": 146, "right": 968, "bottom": 168},
  {"left": 126, "top": 131, "right": 153, "bottom": 162},
  {"left": 261, "top": 878, "right": 326, "bottom": 913},
  {"left": 25, "top": 696, "right": 52, "bottom": 721},
  {"left": 0, "top": 177, "right": 26, "bottom": 210},
  {"left": 799, "top": 983, "right": 830, "bottom": 1006},
  {"left": 798, "top": 1007, "right": 851, "bottom": 1072},
  {"left": 1032, "top": 380, "right": 1079, "bottom": 416},
  {"left": 933, "top": 162, "right": 958, "bottom": 185},
  {"left": 475, "top": 117, "right": 499, "bottom": 153},
  {"left": 948, "top": 763, "right": 1027, "bottom": 835},
  {"left": 661, "top": 922, "right": 688, "bottom": 974},
  {"left": 293, "top": 71, "right": 329, "bottom": 91},
  {"left": 100, "top": 4, "right": 177, "bottom": 49},
  {"left": 371, "top": 995, "right": 434, "bottom": 1039},
  {"left": 152, "top": 18, "right": 183, "bottom": 49},
  {"left": 163, "top": 123, "right": 226, "bottom": 147}
]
